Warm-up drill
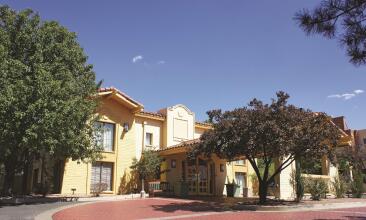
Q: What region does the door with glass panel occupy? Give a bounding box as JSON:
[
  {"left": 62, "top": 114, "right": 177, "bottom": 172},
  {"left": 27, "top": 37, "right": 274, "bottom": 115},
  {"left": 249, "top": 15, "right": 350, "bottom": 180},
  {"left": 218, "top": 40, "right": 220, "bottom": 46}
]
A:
[
  {"left": 235, "top": 172, "right": 246, "bottom": 196},
  {"left": 198, "top": 159, "right": 208, "bottom": 194},
  {"left": 187, "top": 160, "right": 197, "bottom": 193},
  {"left": 187, "top": 159, "right": 211, "bottom": 195}
]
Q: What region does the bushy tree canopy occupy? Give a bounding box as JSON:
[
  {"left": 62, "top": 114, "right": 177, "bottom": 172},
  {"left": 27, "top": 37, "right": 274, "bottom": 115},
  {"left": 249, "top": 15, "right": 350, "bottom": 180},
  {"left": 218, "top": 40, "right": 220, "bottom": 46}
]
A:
[
  {"left": 190, "top": 92, "right": 341, "bottom": 203},
  {"left": 130, "top": 150, "right": 162, "bottom": 181},
  {"left": 295, "top": 0, "right": 366, "bottom": 65},
  {"left": 0, "top": 5, "right": 102, "bottom": 193}
]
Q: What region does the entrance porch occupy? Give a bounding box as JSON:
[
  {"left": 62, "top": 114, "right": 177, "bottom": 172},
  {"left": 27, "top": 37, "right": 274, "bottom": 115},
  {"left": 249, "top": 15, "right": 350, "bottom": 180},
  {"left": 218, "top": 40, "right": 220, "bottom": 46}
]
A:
[{"left": 157, "top": 144, "right": 228, "bottom": 197}]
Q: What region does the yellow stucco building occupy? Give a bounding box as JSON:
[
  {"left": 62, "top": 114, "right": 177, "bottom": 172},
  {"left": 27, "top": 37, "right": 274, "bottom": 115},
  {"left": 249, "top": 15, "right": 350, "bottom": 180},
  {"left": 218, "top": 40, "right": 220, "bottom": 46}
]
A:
[
  {"left": 23, "top": 87, "right": 354, "bottom": 200},
  {"left": 58, "top": 87, "right": 249, "bottom": 197}
]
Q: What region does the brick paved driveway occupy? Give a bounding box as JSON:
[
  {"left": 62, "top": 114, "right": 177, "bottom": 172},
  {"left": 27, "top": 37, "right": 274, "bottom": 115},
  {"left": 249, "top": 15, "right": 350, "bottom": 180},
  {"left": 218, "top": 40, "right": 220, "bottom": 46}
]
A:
[{"left": 52, "top": 198, "right": 366, "bottom": 220}]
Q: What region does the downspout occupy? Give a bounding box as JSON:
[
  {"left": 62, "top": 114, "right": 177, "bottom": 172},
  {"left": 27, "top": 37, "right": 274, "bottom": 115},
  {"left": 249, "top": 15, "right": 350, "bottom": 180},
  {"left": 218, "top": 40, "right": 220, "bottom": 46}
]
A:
[
  {"left": 114, "top": 124, "right": 119, "bottom": 194},
  {"left": 141, "top": 121, "right": 146, "bottom": 197},
  {"left": 142, "top": 121, "right": 146, "bottom": 153},
  {"left": 86, "top": 163, "right": 89, "bottom": 194}
]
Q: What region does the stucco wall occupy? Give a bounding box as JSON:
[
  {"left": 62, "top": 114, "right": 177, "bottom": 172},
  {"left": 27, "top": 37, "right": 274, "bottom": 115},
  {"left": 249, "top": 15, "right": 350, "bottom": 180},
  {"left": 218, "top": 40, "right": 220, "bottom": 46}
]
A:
[
  {"left": 163, "top": 105, "right": 195, "bottom": 147},
  {"left": 356, "top": 129, "right": 366, "bottom": 149},
  {"left": 61, "top": 98, "right": 137, "bottom": 195},
  {"left": 194, "top": 127, "right": 205, "bottom": 139},
  {"left": 135, "top": 118, "right": 163, "bottom": 159}
]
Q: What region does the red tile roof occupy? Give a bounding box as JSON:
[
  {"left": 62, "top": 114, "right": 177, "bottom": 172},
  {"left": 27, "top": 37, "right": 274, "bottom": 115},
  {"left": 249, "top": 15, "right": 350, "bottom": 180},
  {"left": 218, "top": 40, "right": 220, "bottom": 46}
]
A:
[
  {"left": 138, "top": 111, "right": 166, "bottom": 119},
  {"left": 157, "top": 138, "right": 201, "bottom": 152},
  {"left": 195, "top": 121, "right": 212, "bottom": 128}
]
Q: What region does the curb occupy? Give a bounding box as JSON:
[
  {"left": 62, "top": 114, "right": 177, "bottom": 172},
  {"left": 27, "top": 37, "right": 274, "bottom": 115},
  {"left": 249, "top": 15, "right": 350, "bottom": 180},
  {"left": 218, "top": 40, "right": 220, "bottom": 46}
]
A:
[
  {"left": 235, "top": 201, "right": 366, "bottom": 212},
  {"left": 34, "top": 197, "right": 146, "bottom": 220},
  {"left": 35, "top": 201, "right": 92, "bottom": 220}
]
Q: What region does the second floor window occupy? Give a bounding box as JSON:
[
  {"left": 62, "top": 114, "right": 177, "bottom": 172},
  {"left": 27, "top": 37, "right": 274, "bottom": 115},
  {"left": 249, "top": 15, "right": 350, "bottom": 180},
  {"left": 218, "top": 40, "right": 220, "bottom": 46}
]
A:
[
  {"left": 95, "top": 122, "right": 115, "bottom": 152},
  {"left": 235, "top": 160, "right": 245, "bottom": 165},
  {"left": 145, "top": 132, "right": 153, "bottom": 147},
  {"left": 363, "top": 138, "right": 366, "bottom": 145}
]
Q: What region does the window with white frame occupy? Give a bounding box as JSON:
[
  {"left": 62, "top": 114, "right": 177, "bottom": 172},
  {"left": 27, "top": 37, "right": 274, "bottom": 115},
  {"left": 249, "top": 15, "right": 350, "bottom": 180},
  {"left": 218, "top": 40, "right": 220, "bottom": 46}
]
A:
[
  {"left": 94, "top": 122, "right": 115, "bottom": 152},
  {"left": 91, "top": 162, "right": 113, "bottom": 191},
  {"left": 235, "top": 160, "right": 245, "bottom": 165},
  {"left": 145, "top": 132, "right": 153, "bottom": 147}
]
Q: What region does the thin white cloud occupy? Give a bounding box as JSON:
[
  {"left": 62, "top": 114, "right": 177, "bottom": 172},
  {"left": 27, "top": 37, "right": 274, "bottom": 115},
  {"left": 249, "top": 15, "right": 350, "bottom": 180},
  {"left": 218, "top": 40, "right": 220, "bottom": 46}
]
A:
[
  {"left": 327, "top": 89, "right": 364, "bottom": 100},
  {"left": 354, "top": 89, "right": 364, "bottom": 94},
  {"left": 132, "top": 55, "right": 143, "bottom": 63},
  {"left": 157, "top": 60, "right": 166, "bottom": 65}
]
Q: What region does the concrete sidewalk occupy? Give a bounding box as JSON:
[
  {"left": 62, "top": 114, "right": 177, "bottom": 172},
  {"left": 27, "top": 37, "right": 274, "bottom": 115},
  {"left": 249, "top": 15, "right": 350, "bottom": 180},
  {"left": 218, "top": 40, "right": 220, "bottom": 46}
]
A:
[{"left": 0, "top": 194, "right": 143, "bottom": 220}]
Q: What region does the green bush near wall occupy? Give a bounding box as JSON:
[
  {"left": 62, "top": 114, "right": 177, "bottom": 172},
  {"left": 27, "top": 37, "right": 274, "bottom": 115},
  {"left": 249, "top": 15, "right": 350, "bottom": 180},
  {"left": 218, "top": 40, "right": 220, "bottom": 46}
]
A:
[
  {"left": 351, "top": 171, "right": 364, "bottom": 198},
  {"left": 331, "top": 177, "right": 348, "bottom": 198},
  {"left": 305, "top": 178, "right": 328, "bottom": 200}
]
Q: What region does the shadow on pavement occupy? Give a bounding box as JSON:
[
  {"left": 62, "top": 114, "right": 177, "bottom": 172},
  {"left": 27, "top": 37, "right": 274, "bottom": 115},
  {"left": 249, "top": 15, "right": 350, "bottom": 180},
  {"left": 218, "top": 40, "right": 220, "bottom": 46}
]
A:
[{"left": 151, "top": 201, "right": 232, "bottom": 213}]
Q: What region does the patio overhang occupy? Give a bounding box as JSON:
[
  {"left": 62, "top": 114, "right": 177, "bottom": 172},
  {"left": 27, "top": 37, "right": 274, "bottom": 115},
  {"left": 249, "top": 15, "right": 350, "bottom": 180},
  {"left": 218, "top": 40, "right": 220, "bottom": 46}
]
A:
[{"left": 156, "top": 139, "right": 200, "bottom": 156}]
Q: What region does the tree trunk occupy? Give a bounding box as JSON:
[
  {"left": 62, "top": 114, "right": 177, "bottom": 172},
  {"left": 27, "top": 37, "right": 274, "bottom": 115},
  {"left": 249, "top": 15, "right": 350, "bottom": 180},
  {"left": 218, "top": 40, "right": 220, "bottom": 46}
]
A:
[
  {"left": 258, "top": 181, "right": 268, "bottom": 204},
  {"left": 21, "top": 162, "right": 29, "bottom": 195},
  {"left": 3, "top": 161, "right": 15, "bottom": 196},
  {"left": 40, "top": 155, "right": 48, "bottom": 197},
  {"left": 21, "top": 157, "right": 33, "bottom": 195}
]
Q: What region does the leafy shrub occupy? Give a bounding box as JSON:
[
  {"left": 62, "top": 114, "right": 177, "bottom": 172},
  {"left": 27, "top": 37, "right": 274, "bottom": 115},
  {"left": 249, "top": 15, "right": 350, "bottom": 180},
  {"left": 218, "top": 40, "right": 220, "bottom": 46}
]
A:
[
  {"left": 351, "top": 171, "right": 364, "bottom": 198},
  {"left": 290, "top": 169, "right": 305, "bottom": 202},
  {"left": 250, "top": 174, "right": 259, "bottom": 196},
  {"left": 90, "top": 183, "right": 108, "bottom": 197},
  {"left": 305, "top": 178, "right": 328, "bottom": 200},
  {"left": 331, "top": 176, "right": 347, "bottom": 198}
]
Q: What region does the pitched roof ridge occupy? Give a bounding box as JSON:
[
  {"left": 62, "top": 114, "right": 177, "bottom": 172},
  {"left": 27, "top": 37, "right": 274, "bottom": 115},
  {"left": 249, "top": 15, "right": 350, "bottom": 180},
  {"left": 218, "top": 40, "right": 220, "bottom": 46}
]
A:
[{"left": 98, "top": 87, "right": 144, "bottom": 107}]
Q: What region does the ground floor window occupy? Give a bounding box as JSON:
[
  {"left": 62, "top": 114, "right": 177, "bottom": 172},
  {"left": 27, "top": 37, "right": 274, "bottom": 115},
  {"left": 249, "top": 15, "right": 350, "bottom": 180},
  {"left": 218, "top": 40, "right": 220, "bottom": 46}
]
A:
[
  {"left": 235, "top": 172, "right": 247, "bottom": 196},
  {"left": 91, "top": 162, "right": 113, "bottom": 191}
]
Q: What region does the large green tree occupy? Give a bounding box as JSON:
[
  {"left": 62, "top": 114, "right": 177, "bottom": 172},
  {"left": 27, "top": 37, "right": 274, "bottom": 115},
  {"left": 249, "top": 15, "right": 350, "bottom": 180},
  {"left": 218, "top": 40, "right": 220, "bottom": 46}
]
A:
[
  {"left": 190, "top": 92, "right": 340, "bottom": 204},
  {"left": 0, "top": 6, "right": 102, "bottom": 195},
  {"left": 295, "top": 0, "right": 366, "bottom": 65}
]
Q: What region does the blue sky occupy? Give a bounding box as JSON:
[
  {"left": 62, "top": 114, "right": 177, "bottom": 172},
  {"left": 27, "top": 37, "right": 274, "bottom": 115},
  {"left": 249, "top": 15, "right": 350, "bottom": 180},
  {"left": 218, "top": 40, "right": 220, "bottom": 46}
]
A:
[{"left": 2, "top": 0, "right": 366, "bottom": 129}]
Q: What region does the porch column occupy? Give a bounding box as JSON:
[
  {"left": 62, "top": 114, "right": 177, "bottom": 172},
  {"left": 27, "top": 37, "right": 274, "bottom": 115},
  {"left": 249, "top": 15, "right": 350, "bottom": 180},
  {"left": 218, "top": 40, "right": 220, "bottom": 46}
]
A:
[
  {"left": 275, "top": 157, "right": 296, "bottom": 200},
  {"left": 160, "top": 160, "right": 167, "bottom": 182}
]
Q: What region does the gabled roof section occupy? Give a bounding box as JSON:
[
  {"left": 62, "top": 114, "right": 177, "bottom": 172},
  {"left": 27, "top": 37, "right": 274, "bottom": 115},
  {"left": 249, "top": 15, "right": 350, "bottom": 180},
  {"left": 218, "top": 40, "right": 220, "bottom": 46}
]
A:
[{"left": 98, "top": 87, "right": 144, "bottom": 111}]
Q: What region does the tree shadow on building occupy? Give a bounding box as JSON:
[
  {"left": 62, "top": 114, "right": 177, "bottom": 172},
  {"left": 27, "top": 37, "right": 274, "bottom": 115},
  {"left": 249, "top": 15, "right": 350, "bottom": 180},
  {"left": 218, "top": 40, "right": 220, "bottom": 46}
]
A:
[{"left": 118, "top": 169, "right": 138, "bottom": 194}]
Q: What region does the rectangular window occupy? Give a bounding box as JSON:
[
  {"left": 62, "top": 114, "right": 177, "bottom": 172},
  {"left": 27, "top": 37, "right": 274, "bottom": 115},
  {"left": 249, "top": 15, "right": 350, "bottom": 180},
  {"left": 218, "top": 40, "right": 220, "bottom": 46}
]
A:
[
  {"left": 94, "top": 122, "right": 115, "bottom": 152},
  {"left": 181, "top": 161, "right": 186, "bottom": 181},
  {"left": 171, "top": 159, "right": 176, "bottom": 168},
  {"left": 363, "top": 138, "right": 366, "bottom": 145},
  {"left": 220, "top": 164, "right": 225, "bottom": 172},
  {"left": 91, "top": 162, "right": 113, "bottom": 191},
  {"left": 235, "top": 160, "right": 245, "bottom": 165},
  {"left": 146, "top": 132, "right": 153, "bottom": 146}
]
